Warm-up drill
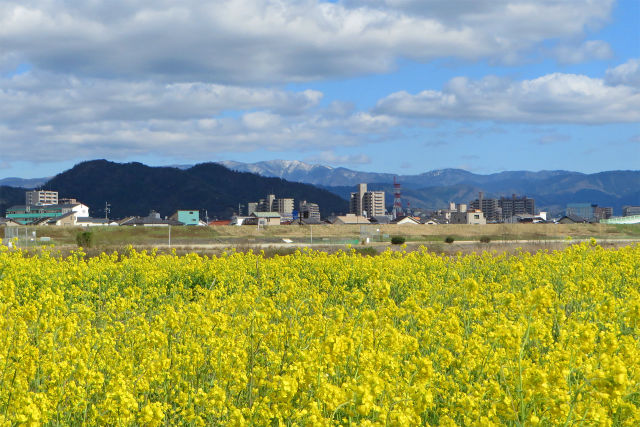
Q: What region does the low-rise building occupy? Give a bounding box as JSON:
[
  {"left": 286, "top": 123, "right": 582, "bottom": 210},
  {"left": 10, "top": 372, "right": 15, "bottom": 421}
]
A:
[
  {"left": 623, "top": 206, "right": 640, "bottom": 217},
  {"left": 557, "top": 214, "right": 589, "bottom": 224},
  {"left": 77, "top": 217, "right": 118, "bottom": 227},
  {"left": 170, "top": 210, "right": 200, "bottom": 226},
  {"left": 6, "top": 202, "right": 89, "bottom": 225},
  {"left": 330, "top": 214, "right": 370, "bottom": 225},
  {"left": 450, "top": 209, "right": 486, "bottom": 225},
  {"left": 391, "top": 216, "right": 421, "bottom": 225},
  {"left": 248, "top": 212, "right": 281, "bottom": 226}
]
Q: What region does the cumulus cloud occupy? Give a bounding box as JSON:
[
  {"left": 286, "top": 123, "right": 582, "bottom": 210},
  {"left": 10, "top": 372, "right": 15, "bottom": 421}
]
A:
[
  {"left": 374, "top": 67, "right": 640, "bottom": 124},
  {"left": 0, "top": 0, "right": 615, "bottom": 83},
  {"left": 605, "top": 58, "right": 640, "bottom": 88},
  {"left": 0, "top": 70, "right": 395, "bottom": 162},
  {"left": 0, "top": 71, "right": 323, "bottom": 126}
]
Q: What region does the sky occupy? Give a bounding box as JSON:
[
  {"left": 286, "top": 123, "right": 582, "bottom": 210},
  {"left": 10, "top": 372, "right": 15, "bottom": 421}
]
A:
[{"left": 0, "top": 0, "right": 639, "bottom": 179}]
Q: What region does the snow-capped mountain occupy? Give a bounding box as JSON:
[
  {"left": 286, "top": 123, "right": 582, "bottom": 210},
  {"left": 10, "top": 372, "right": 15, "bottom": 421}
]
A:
[{"left": 218, "top": 160, "right": 397, "bottom": 187}]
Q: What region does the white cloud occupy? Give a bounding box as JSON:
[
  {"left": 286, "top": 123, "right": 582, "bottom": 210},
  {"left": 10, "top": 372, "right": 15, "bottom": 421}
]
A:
[
  {"left": 553, "top": 40, "right": 613, "bottom": 64},
  {"left": 0, "top": 71, "right": 395, "bottom": 162},
  {"left": 0, "top": 71, "right": 323, "bottom": 126},
  {"left": 0, "top": 0, "right": 615, "bottom": 83},
  {"left": 374, "top": 66, "right": 640, "bottom": 124},
  {"left": 605, "top": 58, "right": 640, "bottom": 88}
]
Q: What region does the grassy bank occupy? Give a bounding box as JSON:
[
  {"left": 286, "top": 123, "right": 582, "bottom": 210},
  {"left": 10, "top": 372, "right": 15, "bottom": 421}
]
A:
[{"left": 2, "top": 223, "right": 638, "bottom": 257}]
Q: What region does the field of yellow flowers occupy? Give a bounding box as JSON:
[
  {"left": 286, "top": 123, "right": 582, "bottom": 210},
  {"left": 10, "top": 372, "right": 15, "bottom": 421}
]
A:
[{"left": 0, "top": 241, "right": 639, "bottom": 426}]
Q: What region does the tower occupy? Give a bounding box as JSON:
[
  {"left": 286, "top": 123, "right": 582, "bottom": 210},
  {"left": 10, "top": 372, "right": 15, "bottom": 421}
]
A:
[{"left": 393, "top": 177, "right": 403, "bottom": 219}]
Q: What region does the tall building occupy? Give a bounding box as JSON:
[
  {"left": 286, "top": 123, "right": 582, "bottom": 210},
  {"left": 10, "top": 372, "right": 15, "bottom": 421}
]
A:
[
  {"left": 274, "top": 198, "right": 294, "bottom": 215},
  {"left": 350, "top": 184, "right": 385, "bottom": 218},
  {"left": 469, "top": 192, "right": 501, "bottom": 222},
  {"left": 498, "top": 194, "right": 535, "bottom": 220},
  {"left": 258, "top": 194, "right": 277, "bottom": 212},
  {"left": 26, "top": 190, "right": 58, "bottom": 206},
  {"left": 594, "top": 206, "right": 613, "bottom": 220},
  {"left": 247, "top": 202, "right": 258, "bottom": 216},
  {"left": 299, "top": 200, "right": 320, "bottom": 221}
]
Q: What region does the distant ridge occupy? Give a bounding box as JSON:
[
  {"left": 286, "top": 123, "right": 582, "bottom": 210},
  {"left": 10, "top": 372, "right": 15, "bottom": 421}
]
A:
[{"left": 0, "top": 176, "right": 50, "bottom": 188}]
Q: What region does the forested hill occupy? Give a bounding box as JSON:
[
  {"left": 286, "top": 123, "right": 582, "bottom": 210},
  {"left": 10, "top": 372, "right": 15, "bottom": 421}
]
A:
[{"left": 1, "top": 160, "right": 348, "bottom": 219}]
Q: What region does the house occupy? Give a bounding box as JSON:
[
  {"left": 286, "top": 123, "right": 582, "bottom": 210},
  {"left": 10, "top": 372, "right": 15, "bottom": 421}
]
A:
[
  {"left": 391, "top": 216, "right": 421, "bottom": 225},
  {"left": 119, "top": 211, "right": 182, "bottom": 226},
  {"left": 170, "top": 210, "right": 200, "bottom": 226},
  {"left": 248, "top": 212, "right": 281, "bottom": 226},
  {"left": 77, "top": 217, "right": 118, "bottom": 227},
  {"left": 40, "top": 212, "right": 117, "bottom": 227},
  {"left": 557, "top": 215, "right": 588, "bottom": 224},
  {"left": 503, "top": 214, "right": 546, "bottom": 224},
  {"left": 46, "top": 211, "right": 78, "bottom": 226},
  {"left": 208, "top": 220, "right": 232, "bottom": 226},
  {"left": 330, "top": 214, "right": 370, "bottom": 225},
  {"left": 450, "top": 209, "right": 486, "bottom": 225}
]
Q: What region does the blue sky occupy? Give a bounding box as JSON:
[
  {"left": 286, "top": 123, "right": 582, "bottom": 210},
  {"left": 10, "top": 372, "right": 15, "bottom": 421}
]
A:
[{"left": 0, "top": 0, "right": 638, "bottom": 179}]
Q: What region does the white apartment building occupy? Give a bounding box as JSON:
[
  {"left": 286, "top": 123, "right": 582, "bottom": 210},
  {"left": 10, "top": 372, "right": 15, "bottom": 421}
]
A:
[
  {"left": 349, "top": 183, "right": 385, "bottom": 218},
  {"left": 274, "top": 198, "right": 294, "bottom": 214},
  {"left": 26, "top": 190, "right": 58, "bottom": 206}
]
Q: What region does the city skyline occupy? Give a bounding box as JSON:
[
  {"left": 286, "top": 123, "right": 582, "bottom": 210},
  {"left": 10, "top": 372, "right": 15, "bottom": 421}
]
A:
[{"left": 1, "top": 0, "right": 638, "bottom": 179}]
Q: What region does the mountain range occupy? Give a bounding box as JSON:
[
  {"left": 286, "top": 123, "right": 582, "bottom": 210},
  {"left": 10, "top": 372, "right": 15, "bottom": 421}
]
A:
[
  {"left": 1, "top": 160, "right": 639, "bottom": 218},
  {"left": 0, "top": 176, "right": 50, "bottom": 188},
  {"left": 220, "top": 160, "right": 640, "bottom": 215}
]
